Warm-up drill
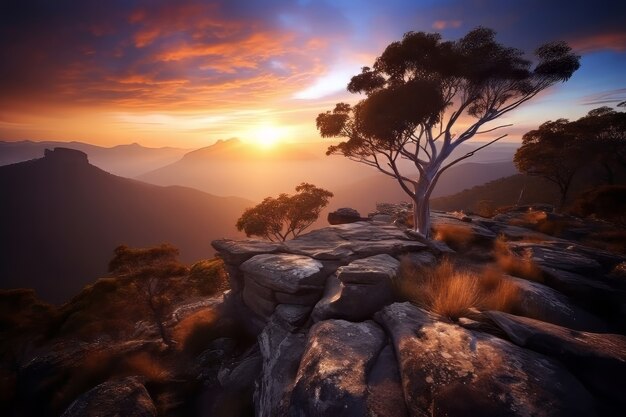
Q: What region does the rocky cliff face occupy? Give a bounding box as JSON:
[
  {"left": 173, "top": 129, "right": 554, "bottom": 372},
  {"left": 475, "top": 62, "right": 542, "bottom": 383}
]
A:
[
  {"left": 212, "top": 210, "right": 626, "bottom": 417},
  {"left": 5, "top": 208, "right": 625, "bottom": 416}
]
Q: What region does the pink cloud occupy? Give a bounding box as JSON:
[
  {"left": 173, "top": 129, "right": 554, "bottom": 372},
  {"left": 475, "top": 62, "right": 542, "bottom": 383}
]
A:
[{"left": 432, "top": 20, "right": 462, "bottom": 30}]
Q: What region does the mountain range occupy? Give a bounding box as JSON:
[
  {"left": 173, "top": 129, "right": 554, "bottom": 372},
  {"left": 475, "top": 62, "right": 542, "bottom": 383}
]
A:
[
  {"left": 0, "top": 148, "right": 250, "bottom": 303},
  {"left": 0, "top": 140, "right": 188, "bottom": 177},
  {"left": 138, "top": 138, "right": 519, "bottom": 205}
]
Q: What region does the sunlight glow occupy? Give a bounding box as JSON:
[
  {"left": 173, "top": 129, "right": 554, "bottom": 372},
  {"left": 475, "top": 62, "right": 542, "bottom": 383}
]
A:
[{"left": 253, "top": 124, "right": 284, "bottom": 148}]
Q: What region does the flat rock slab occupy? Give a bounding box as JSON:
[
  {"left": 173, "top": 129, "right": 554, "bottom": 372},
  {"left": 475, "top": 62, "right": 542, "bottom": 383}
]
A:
[
  {"left": 337, "top": 254, "right": 400, "bottom": 285},
  {"left": 240, "top": 254, "right": 326, "bottom": 294},
  {"left": 486, "top": 311, "right": 626, "bottom": 406},
  {"left": 284, "top": 222, "right": 427, "bottom": 260},
  {"left": 430, "top": 212, "right": 497, "bottom": 241},
  {"left": 212, "top": 239, "right": 284, "bottom": 265},
  {"left": 507, "top": 276, "right": 608, "bottom": 332},
  {"left": 61, "top": 376, "right": 156, "bottom": 417},
  {"left": 507, "top": 242, "right": 602, "bottom": 275},
  {"left": 375, "top": 303, "right": 596, "bottom": 417},
  {"left": 289, "top": 319, "right": 386, "bottom": 417}
]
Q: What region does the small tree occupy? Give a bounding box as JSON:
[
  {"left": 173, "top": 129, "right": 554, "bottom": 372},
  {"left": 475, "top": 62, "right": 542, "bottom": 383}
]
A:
[
  {"left": 108, "top": 244, "right": 189, "bottom": 348},
  {"left": 317, "top": 27, "right": 579, "bottom": 237},
  {"left": 515, "top": 106, "right": 626, "bottom": 208},
  {"left": 514, "top": 119, "right": 585, "bottom": 209},
  {"left": 575, "top": 106, "right": 626, "bottom": 184},
  {"left": 236, "top": 183, "right": 333, "bottom": 241}
]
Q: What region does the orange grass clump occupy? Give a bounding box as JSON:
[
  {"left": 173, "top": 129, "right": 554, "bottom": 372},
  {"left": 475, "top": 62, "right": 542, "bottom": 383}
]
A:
[
  {"left": 395, "top": 258, "right": 520, "bottom": 321},
  {"left": 433, "top": 224, "right": 475, "bottom": 250},
  {"left": 493, "top": 237, "right": 543, "bottom": 282}
]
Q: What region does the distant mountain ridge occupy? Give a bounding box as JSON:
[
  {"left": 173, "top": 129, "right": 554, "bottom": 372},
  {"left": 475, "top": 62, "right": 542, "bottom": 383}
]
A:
[
  {"left": 139, "top": 139, "right": 519, "bottom": 202},
  {"left": 0, "top": 147, "right": 251, "bottom": 303},
  {"left": 0, "top": 140, "right": 188, "bottom": 177}
]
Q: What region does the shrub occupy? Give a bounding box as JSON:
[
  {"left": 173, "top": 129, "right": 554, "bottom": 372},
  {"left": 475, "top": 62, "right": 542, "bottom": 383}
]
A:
[
  {"left": 189, "top": 259, "right": 229, "bottom": 295},
  {"left": 395, "top": 258, "right": 520, "bottom": 321}
]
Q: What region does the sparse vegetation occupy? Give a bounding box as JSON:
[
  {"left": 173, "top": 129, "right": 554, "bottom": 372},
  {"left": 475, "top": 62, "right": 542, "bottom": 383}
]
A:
[
  {"left": 395, "top": 258, "right": 520, "bottom": 320},
  {"left": 493, "top": 236, "right": 543, "bottom": 282},
  {"left": 189, "top": 258, "right": 229, "bottom": 295},
  {"left": 236, "top": 182, "right": 333, "bottom": 241},
  {"left": 433, "top": 224, "right": 476, "bottom": 250}
]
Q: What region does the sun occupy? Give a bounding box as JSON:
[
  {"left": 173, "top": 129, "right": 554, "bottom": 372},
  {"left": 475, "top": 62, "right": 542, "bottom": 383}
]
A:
[{"left": 256, "top": 125, "right": 282, "bottom": 148}]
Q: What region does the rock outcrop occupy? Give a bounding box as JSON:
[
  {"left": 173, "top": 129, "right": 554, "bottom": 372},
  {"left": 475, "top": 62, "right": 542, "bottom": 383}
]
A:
[
  {"left": 61, "top": 376, "right": 157, "bottom": 417},
  {"left": 327, "top": 207, "right": 365, "bottom": 225},
  {"left": 208, "top": 209, "right": 626, "bottom": 416}
]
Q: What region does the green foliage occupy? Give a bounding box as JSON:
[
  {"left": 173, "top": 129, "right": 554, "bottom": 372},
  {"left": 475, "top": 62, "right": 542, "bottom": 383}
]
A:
[
  {"left": 108, "top": 243, "right": 185, "bottom": 276},
  {"left": 236, "top": 182, "right": 333, "bottom": 241},
  {"left": 106, "top": 243, "right": 189, "bottom": 347},
  {"left": 189, "top": 258, "right": 229, "bottom": 295}
]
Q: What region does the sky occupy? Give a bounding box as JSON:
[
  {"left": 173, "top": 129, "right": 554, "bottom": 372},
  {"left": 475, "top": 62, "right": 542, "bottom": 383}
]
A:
[{"left": 0, "top": 0, "right": 625, "bottom": 148}]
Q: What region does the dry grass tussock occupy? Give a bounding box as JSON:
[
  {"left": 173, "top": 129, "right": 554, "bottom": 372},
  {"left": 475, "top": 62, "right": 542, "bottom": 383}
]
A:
[
  {"left": 172, "top": 308, "right": 219, "bottom": 354},
  {"left": 433, "top": 224, "right": 475, "bottom": 250},
  {"left": 493, "top": 236, "right": 543, "bottom": 282},
  {"left": 508, "top": 210, "right": 570, "bottom": 236},
  {"left": 395, "top": 258, "right": 520, "bottom": 321}
]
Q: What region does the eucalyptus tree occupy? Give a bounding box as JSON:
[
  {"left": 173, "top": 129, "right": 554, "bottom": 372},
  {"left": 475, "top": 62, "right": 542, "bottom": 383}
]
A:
[{"left": 317, "top": 27, "right": 580, "bottom": 236}]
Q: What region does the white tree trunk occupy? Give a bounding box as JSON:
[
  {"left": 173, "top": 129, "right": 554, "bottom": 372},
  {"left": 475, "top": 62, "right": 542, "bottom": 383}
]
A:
[{"left": 412, "top": 172, "right": 434, "bottom": 237}]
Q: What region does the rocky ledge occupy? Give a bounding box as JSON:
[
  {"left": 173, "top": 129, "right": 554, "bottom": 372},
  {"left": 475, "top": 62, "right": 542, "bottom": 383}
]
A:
[{"left": 211, "top": 210, "right": 626, "bottom": 416}]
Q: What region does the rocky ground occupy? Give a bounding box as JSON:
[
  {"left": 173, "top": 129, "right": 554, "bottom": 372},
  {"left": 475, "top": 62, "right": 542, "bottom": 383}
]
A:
[{"left": 2, "top": 206, "right": 625, "bottom": 416}]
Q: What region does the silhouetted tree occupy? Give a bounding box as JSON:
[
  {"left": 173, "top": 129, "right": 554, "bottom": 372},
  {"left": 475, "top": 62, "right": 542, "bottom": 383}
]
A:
[
  {"left": 575, "top": 106, "right": 626, "bottom": 184},
  {"left": 317, "top": 27, "right": 579, "bottom": 237},
  {"left": 515, "top": 106, "right": 626, "bottom": 208},
  {"left": 236, "top": 183, "right": 333, "bottom": 241},
  {"left": 108, "top": 244, "right": 189, "bottom": 348},
  {"left": 514, "top": 119, "right": 585, "bottom": 209}
]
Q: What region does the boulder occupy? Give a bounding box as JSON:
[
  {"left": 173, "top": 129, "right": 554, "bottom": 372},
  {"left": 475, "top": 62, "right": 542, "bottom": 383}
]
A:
[
  {"left": 375, "top": 303, "right": 596, "bottom": 417},
  {"left": 17, "top": 340, "right": 154, "bottom": 416},
  {"left": 240, "top": 254, "right": 326, "bottom": 293},
  {"left": 328, "top": 208, "right": 364, "bottom": 225},
  {"left": 366, "top": 344, "right": 408, "bottom": 417},
  {"left": 61, "top": 376, "right": 156, "bottom": 417},
  {"left": 486, "top": 311, "right": 626, "bottom": 407},
  {"left": 273, "top": 304, "right": 312, "bottom": 329},
  {"left": 289, "top": 320, "right": 386, "bottom": 416},
  {"left": 336, "top": 254, "right": 400, "bottom": 285},
  {"left": 218, "top": 346, "right": 262, "bottom": 391},
  {"left": 255, "top": 317, "right": 307, "bottom": 417},
  {"left": 312, "top": 255, "right": 399, "bottom": 322}
]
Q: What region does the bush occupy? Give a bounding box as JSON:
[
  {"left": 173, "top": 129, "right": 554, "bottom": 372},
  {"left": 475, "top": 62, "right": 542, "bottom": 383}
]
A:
[
  {"left": 189, "top": 259, "right": 229, "bottom": 296},
  {"left": 395, "top": 258, "right": 520, "bottom": 321}
]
